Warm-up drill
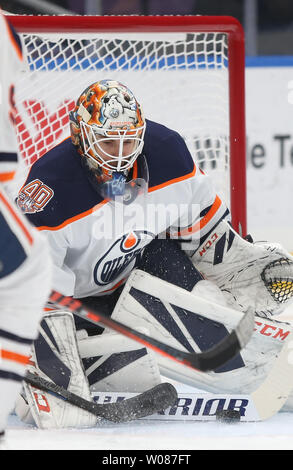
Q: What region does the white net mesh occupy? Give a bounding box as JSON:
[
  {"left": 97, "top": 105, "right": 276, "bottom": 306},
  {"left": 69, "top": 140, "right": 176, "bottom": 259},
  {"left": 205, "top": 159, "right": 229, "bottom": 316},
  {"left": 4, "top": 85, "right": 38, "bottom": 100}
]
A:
[{"left": 13, "top": 30, "right": 230, "bottom": 206}]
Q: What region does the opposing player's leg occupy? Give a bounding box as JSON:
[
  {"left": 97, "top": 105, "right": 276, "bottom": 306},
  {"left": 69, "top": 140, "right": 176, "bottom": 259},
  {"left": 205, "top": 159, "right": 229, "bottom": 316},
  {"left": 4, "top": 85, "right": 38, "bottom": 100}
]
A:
[{"left": 0, "top": 188, "right": 52, "bottom": 433}]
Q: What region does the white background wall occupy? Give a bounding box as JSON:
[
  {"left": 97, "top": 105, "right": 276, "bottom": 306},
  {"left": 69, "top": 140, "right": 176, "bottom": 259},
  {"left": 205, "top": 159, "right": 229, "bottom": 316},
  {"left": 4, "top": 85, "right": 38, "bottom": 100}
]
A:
[{"left": 245, "top": 65, "right": 293, "bottom": 251}]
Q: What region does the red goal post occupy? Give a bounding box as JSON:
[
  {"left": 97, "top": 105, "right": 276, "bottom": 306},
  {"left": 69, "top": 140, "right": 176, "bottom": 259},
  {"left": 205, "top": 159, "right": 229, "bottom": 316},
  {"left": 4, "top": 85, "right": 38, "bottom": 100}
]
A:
[{"left": 8, "top": 14, "right": 247, "bottom": 236}]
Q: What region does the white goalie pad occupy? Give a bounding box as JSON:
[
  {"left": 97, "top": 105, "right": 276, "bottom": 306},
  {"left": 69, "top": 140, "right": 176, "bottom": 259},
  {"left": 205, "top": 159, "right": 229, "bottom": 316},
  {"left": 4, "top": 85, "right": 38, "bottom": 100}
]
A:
[
  {"left": 77, "top": 329, "right": 162, "bottom": 393},
  {"left": 112, "top": 269, "right": 246, "bottom": 388},
  {"left": 16, "top": 311, "right": 97, "bottom": 429},
  {"left": 112, "top": 269, "right": 293, "bottom": 411}
]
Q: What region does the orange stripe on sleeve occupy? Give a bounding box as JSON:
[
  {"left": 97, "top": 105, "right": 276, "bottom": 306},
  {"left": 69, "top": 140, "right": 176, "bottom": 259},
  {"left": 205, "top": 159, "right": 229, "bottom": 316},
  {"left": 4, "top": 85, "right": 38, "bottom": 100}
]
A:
[
  {"left": 38, "top": 198, "right": 109, "bottom": 231},
  {"left": 148, "top": 163, "right": 196, "bottom": 193},
  {"left": 1, "top": 349, "right": 30, "bottom": 365},
  {"left": 175, "top": 195, "right": 222, "bottom": 237},
  {"left": 0, "top": 171, "right": 15, "bottom": 182}
]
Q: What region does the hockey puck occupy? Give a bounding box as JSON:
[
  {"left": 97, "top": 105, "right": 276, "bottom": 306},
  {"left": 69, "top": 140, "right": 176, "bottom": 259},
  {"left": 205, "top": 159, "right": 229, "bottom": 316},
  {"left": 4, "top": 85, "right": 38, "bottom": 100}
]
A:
[{"left": 216, "top": 409, "right": 241, "bottom": 423}]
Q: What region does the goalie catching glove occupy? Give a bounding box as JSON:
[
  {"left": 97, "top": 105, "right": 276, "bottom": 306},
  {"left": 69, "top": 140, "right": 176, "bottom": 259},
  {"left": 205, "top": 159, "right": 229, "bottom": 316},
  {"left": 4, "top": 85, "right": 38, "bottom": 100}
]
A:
[{"left": 189, "top": 219, "right": 293, "bottom": 318}]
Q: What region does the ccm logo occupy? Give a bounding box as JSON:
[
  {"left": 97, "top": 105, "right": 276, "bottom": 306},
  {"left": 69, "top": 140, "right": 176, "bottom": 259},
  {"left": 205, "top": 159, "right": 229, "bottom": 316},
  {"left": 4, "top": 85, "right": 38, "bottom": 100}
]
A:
[
  {"left": 254, "top": 321, "right": 290, "bottom": 340},
  {"left": 199, "top": 232, "right": 219, "bottom": 257}
]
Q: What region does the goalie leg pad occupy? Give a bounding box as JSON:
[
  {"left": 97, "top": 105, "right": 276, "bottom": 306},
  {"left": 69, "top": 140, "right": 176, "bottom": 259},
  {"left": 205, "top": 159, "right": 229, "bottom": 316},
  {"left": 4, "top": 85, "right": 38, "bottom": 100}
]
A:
[
  {"left": 112, "top": 269, "right": 245, "bottom": 386},
  {"left": 16, "top": 311, "right": 97, "bottom": 429},
  {"left": 78, "top": 329, "right": 162, "bottom": 393},
  {"left": 112, "top": 268, "right": 293, "bottom": 411}
]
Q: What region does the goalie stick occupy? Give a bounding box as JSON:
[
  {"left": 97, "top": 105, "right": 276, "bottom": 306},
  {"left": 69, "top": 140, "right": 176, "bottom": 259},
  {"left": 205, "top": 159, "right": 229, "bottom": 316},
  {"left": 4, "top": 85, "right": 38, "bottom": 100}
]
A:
[
  {"left": 24, "top": 371, "right": 178, "bottom": 423},
  {"left": 48, "top": 287, "right": 254, "bottom": 373},
  {"left": 25, "top": 334, "right": 293, "bottom": 422}
]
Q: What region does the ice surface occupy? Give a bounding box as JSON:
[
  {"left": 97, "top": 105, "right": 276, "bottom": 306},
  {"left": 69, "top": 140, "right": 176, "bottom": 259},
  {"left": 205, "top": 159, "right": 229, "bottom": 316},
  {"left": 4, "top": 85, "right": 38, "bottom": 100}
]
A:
[
  {"left": 3, "top": 381, "right": 293, "bottom": 451},
  {"left": 2, "top": 412, "right": 293, "bottom": 451}
]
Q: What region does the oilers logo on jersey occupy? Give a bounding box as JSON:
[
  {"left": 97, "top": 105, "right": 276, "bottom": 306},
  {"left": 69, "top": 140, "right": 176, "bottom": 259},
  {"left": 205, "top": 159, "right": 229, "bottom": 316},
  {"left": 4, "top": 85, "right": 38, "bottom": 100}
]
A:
[{"left": 93, "top": 230, "right": 154, "bottom": 287}]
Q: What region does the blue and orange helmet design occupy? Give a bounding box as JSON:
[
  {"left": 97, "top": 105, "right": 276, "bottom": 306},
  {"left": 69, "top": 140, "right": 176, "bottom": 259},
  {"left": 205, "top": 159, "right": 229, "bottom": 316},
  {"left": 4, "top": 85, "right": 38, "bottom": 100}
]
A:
[{"left": 69, "top": 79, "right": 146, "bottom": 177}]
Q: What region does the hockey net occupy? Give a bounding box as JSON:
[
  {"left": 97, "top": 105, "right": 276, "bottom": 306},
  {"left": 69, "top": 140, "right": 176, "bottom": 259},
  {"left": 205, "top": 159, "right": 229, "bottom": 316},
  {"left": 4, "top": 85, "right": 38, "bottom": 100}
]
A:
[{"left": 9, "top": 15, "right": 247, "bottom": 234}]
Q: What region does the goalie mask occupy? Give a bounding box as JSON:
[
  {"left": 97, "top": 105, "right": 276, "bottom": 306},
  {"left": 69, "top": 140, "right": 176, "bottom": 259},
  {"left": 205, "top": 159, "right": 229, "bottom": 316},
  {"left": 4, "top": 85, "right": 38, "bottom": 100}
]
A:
[{"left": 69, "top": 79, "right": 147, "bottom": 200}]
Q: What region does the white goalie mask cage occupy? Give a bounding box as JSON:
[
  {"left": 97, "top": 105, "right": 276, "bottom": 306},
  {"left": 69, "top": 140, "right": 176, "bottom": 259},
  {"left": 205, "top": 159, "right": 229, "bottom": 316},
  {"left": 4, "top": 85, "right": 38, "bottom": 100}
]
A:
[{"left": 80, "top": 121, "right": 146, "bottom": 173}]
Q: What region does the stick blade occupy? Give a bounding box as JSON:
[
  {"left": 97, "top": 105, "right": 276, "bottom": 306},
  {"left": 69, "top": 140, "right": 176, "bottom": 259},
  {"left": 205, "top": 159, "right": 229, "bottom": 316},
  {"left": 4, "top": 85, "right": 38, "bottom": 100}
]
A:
[{"left": 101, "top": 382, "right": 178, "bottom": 423}]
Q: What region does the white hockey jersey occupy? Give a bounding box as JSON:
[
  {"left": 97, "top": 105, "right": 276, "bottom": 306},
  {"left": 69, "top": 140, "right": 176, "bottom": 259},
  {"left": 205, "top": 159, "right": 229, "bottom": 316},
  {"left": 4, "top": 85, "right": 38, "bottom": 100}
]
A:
[
  {"left": 17, "top": 119, "right": 229, "bottom": 298},
  {"left": 0, "top": 12, "right": 23, "bottom": 183}
]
